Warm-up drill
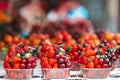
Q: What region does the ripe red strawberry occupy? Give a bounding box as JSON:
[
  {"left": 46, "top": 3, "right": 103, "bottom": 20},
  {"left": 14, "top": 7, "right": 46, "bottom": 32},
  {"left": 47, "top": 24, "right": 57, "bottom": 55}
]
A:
[
  {"left": 47, "top": 47, "right": 55, "bottom": 58},
  {"left": 48, "top": 58, "right": 57, "bottom": 66},
  {"left": 4, "top": 55, "right": 10, "bottom": 63},
  {"left": 8, "top": 44, "right": 16, "bottom": 57},
  {"left": 53, "top": 63, "right": 58, "bottom": 68},
  {"left": 13, "top": 63, "right": 20, "bottom": 69},
  {"left": 12, "top": 56, "right": 22, "bottom": 64},
  {"left": 4, "top": 63, "right": 11, "bottom": 69}
]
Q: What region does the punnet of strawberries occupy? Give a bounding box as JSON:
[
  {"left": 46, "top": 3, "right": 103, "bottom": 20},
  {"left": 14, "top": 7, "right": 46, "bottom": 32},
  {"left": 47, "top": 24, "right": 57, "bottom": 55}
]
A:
[{"left": 3, "top": 44, "right": 38, "bottom": 79}]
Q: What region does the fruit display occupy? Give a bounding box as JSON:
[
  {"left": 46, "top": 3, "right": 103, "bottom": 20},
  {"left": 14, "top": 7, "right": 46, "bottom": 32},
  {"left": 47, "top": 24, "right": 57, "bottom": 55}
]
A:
[
  {"left": 3, "top": 44, "right": 37, "bottom": 79},
  {"left": 38, "top": 41, "right": 71, "bottom": 79}
]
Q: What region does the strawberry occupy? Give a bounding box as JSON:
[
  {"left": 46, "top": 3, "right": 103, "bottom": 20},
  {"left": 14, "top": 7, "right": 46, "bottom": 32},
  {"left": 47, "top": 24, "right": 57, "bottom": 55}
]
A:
[
  {"left": 4, "top": 55, "right": 10, "bottom": 63},
  {"left": 53, "top": 63, "right": 58, "bottom": 68},
  {"left": 12, "top": 56, "right": 22, "bottom": 64},
  {"left": 47, "top": 47, "right": 55, "bottom": 58},
  {"left": 13, "top": 63, "right": 20, "bottom": 69},
  {"left": 4, "top": 63, "right": 11, "bottom": 69},
  {"left": 8, "top": 44, "right": 16, "bottom": 57},
  {"left": 86, "top": 61, "right": 94, "bottom": 68},
  {"left": 85, "top": 50, "right": 96, "bottom": 57},
  {"left": 48, "top": 58, "right": 57, "bottom": 66}
]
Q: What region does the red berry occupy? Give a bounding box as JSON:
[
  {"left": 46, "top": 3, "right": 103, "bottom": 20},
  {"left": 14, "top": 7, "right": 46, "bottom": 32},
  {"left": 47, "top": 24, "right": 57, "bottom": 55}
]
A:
[
  {"left": 58, "top": 58, "right": 64, "bottom": 64},
  {"left": 104, "top": 58, "right": 109, "bottom": 64},
  {"left": 99, "top": 59, "right": 104, "bottom": 64},
  {"left": 32, "top": 62, "right": 36, "bottom": 68},
  {"left": 21, "top": 59, "right": 26, "bottom": 64},
  {"left": 20, "top": 63, "right": 25, "bottom": 69},
  {"left": 59, "top": 64, "right": 66, "bottom": 68},
  {"left": 102, "top": 63, "right": 108, "bottom": 68},
  {"left": 96, "top": 65, "right": 101, "bottom": 68},
  {"left": 26, "top": 63, "right": 32, "bottom": 69}
]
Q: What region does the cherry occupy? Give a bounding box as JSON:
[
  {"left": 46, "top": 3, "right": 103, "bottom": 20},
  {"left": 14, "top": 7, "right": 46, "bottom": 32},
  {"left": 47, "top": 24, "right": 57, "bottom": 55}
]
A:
[
  {"left": 20, "top": 63, "right": 25, "bottom": 69},
  {"left": 26, "top": 63, "right": 32, "bottom": 69},
  {"left": 59, "top": 64, "right": 66, "bottom": 68},
  {"left": 102, "top": 63, "right": 108, "bottom": 68},
  {"left": 104, "top": 58, "right": 109, "bottom": 64},
  {"left": 99, "top": 58, "right": 104, "bottom": 64},
  {"left": 32, "top": 62, "right": 36, "bottom": 68},
  {"left": 21, "top": 59, "right": 26, "bottom": 64},
  {"left": 58, "top": 58, "right": 64, "bottom": 64}
]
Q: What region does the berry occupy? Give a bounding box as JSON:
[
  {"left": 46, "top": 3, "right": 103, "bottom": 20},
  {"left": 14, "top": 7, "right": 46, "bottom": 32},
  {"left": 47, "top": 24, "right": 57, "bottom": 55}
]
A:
[
  {"left": 20, "top": 63, "right": 25, "bottom": 69},
  {"left": 21, "top": 59, "right": 26, "bottom": 64},
  {"left": 26, "top": 63, "right": 32, "bottom": 69},
  {"left": 59, "top": 64, "right": 66, "bottom": 68},
  {"left": 58, "top": 58, "right": 64, "bottom": 64}
]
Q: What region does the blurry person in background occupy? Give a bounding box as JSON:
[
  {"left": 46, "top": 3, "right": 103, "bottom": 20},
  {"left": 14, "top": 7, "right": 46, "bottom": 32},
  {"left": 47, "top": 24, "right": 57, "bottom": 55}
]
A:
[
  {"left": 47, "top": 0, "right": 89, "bottom": 23},
  {"left": 19, "top": 0, "right": 46, "bottom": 38},
  {"left": 45, "top": 0, "right": 94, "bottom": 39}
]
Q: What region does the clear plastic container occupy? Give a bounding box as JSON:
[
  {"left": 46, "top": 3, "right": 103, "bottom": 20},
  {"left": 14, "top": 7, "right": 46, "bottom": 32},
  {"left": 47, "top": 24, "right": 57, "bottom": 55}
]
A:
[
  {"left": 5, "top": 69, "right": 33, "bottom": 79},
  {"left": 70, "top": 61, "right": 83, "bottom": 77},
  {"left": 42, "top": 68, "right": 70, "bottom": 79},
  {"left": 83, "top": 68, "right": 111, "bottom": 79}
]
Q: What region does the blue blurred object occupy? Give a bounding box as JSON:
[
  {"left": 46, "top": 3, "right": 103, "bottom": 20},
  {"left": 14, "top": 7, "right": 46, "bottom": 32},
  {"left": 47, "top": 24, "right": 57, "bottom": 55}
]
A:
[
  {"left": 67, "top": 6, "right": 89, "bottom": 20},
  {"left": 20, "top": 32, "right": 28, "bottom": 38}
]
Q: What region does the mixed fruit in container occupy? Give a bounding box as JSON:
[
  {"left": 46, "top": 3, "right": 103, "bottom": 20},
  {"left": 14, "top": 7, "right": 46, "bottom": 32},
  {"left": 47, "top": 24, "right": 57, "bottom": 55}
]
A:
[
  {"left": 2, "top": 30, "right": 120, "bottom": 79},
  {"left": 4, "top": 44, "right": 37, "bottom": 79}
]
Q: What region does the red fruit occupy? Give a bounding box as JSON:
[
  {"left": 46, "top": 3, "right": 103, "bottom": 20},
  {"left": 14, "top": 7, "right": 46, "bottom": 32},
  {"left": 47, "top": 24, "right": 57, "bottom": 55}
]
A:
[
  {"left": 4, "top": 55, "right": 10, "bottom": 63},
  {"left": 26, "top": 63, "right": 32, "bottom": 69},
  {"left": 99, "top": 59, "right": 104, "bottom": 64},
  {"left": 94, "top": 59, "right": 99, "bottom": 66},
  {"left": 12, "top": 56, "right": 22, "bottom": 64},
  {"left": 85, "top": 50, "right": 96, "bottom": 57},
  {"left": 56, "top": 33, "right": 63, "bottom": 40},
  {"left": 13, "top": 63, "right": 20, "bottom": 69},
  {"left": 20, "top": 59, "right": 26, "bottom": 64},
  {"left": 70, "top": 55, "right": 75, "bottom": 61},
  {"left": 20, "top": 63, "right": 25, "bottom": 69},
  {"left": 53, "top": 63, "right": 58, "bottom": 68},
  {"left": 86, "top": 62, "right": 94, "bottom": 68},
  {"left": 72, "top": 44, "right": 77, "bottom": 52},
  {"left": 8, "top": 44, "right": 16, "bottom": 57},
  {"left": 48, "top": 58, "right": 57, "bottom": 66},
  {"left": 58, "top": 58, "right": 64, "bottom": 64},
  {"left": 102, "top": 64, "right": 108, "bottom": 68},
  {"left": 89, "top": 56, "right": 95, "bottom": 61},
  {"left": 59, "top": 64, "right": 66, "bottom": 68},
  {"left": 13, "top": 36, "right": 19, "bottom": 44},
  {"left": 32, "top": 62, "right": 36, "bottom": 68},
  {"left": 38, "top": 51, "right": 43, "bottom": 59},
  {"left": 4, "top": 34, "right": 12, "bottom": 43},
  {"left": 82, "top": 56, "right": 88, "bottom": 65},
  {"left": 73, "top": 52, "right": 79, "bottom": 58},
  {"left": 47, "top": 47, "right": 55, "bottom": 58},
  {"left": 4, "top": 63, "right": 11, "bottom": 69},
  {"left": 41, "top": 57, "right": 48, "bottom": 62},
  {"left": 27, "top": 56, "right": 36, "bottom": 63},
  {"left": 23, "top": 46, "right": 28, "bottom": 51},
  {"left": 96, "top": 65, "right": 101, "bottom": 68}
]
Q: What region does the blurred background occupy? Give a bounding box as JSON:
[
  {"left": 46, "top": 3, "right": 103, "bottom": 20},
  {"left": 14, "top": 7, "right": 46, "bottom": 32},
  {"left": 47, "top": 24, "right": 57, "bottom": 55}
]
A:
[{"left": 0, "top": 0, "right": 120, "bottom": 62}]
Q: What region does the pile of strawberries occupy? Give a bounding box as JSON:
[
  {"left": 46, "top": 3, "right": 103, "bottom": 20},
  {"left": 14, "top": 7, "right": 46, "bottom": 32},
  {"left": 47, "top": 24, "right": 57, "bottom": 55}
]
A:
[
  {"left": 65, "top": 40, "right": 119, "bottom": 68},
  {"left": 4, "top": 44, "right": 37, "bottom": 69},
  {"left": 38, "top": 41, "right": 71, "bottom": 68}
]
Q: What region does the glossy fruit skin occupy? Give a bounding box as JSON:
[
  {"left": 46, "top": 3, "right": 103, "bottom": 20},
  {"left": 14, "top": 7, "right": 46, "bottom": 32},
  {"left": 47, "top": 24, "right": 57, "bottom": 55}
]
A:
[
  {"left": 20, "top": 63, "right": 25, "bottom": 69},
  {"left": 47, "top": 47, "right": 55, "bottom": 58},
  {"left": 26, "top": 63, "right": 32, "bottom": 69},
  {"left": 99, "top": 59, "right": 104, "bottom": 64},
  {"left": 86, "top": 62, "right": 94, "bottom": 68}
]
